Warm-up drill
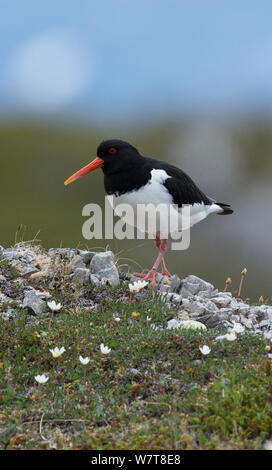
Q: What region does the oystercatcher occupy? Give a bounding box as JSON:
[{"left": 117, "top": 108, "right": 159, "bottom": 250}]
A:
[{"left": 64, "top": 139, "right": 233, "bottom": 284}]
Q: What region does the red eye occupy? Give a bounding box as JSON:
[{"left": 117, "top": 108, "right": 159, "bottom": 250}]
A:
[{"left": 109, "top": 147, "right": 117, "bottom": 154}]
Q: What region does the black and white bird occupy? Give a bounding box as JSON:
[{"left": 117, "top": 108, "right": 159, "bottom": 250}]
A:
[{"left": 64, "top": 139, "right": 233, "bottom": 284}]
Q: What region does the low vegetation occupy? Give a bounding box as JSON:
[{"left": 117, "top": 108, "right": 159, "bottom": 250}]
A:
[{"left": 0, "top": 251, "right": 271, "bottom": 450}]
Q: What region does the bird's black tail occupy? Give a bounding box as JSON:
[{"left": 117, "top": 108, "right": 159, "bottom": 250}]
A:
[{"left": 216, "top": 202, "right": 233, "bottom": 215}]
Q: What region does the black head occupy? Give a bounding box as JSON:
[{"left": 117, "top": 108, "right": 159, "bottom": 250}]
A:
[
  {"left": 64, "top": 139, "right": 141, "bottom": 186},
  {"left": 97, "top": 139, "right": 140, "bottom": 174}
]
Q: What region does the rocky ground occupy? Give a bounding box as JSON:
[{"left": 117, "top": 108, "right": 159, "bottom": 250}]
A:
[{"left": 0, "top": 243, "right": 272, "bottom": 339}]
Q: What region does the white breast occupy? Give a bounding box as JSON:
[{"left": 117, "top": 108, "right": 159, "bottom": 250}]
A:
[{"left": 107, "top": 169, "right": 222, "bottom": 238}]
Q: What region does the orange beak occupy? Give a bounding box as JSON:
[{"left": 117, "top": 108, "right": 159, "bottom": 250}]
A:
[{"left": 64, "top": 157, "right": 103, "bottom": 185}]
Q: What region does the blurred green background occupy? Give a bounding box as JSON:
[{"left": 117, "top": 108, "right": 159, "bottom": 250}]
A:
[
  {"left": 0, "top": 1, "right": 272, "bottom": 298},
  {"left": 1, "top": 120, "right": 271, "bottom": 299}
]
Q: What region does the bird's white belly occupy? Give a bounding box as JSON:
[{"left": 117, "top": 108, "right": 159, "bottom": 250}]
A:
[
  {"left": 106, "top": 169, "right": 221, "bottom": 238},
  {"left": 108, "top": 169, "right": 173, "bottom": 237}
]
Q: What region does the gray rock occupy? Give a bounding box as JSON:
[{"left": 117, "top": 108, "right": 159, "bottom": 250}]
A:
[
  {"left": 16, "top": 279, "right": 32, "bottom": 288},
  {"left": 194, "top": 310, "right": 233, "bottom": 328},
  {"left": 182, "top": 299, "right": 205, "bottom": 315},
  {"left": 264, "top": 331, "right": 272, "bottom": 340},
  {"left": 240, "top": 317, "right": 253, "bottom": 329},
  {"left": 20, "top": 264, "right": 39, "bottom": 277},
  {"left": 258, "top": 320, "right": 270, "bottom": 328},
  {"left": 3, "top": 248, "right": 33, "bottom": 263},
  {"left": 204, "top": 300, "right": 219, "bottom": 313},
  {"left": 1, "top": 248, "right": 42, "bottom": 279},
  {"left": 253, "top": 305, "right": 272, "bottom": 321},
  {"left": 2, "top": 250, "right": 19, "bottom": 261},
  {"left": 230, "top": 314, "right": 241, "bottom": 322},
  {"left": 198, "top": 289, "right": 218, "bottom": 298},
  {"left": 237, "top": 303, "right": 250, "bottom": 315},
  {"left": 169, "top": 274, "right": 182, "bottom": 293},
  {"left": 69, "top": 255, "right": 85, "bottom": 270},
  {"left": 155, "top": 273, "right": 170, "bottom": 290},
  {"left": 0, "top": 292, "right": 10, "bottom": 304},
  {"left": 248, "top": 306, "right": 265, "bottom": 319},
  {"left": 265, "top": 307, "right": 272, "bottom": 321},
  {"left": 180, "top": 275, "right": 215, "bottom": 298},
  {"left": 72, "top": 268, "right": 91, "bottom": 284},
  {"left": 35, "top": 290, "right": 52, "bottom": 299},
  {"left": 179, "top": 282, "right": 197, "bottom": 298},
  {"left": 128, "top": 275, "right": 141, "bottom": 283},
  {"left": 1, "top": 308, "right": 15, "bottom": 321},
  {"left": 48, "top": 248, "right": 77, "bottom": 259},
  {"left": 90, "top": 251, "right": 119, "bottom": 287},
  {"left": 214, "top": 291, "right": 233, "bottom": 298},
  {"left": 167, "top": 319, "right": 181, "bottom": 330},
  {"left": 89, "top": 274, "right": 102, "bottom": 286},
  {"left": 22, "top": 291, "right": 48, "bottom": 315},
  {"left": 166, "top": 293, "right": 182, "bottom": 304},
  {"left": 212, "top": 296, "right": 232, "bottom": 308},
  {"left": 161, "top": 271, "right": 272, "bottom": 333},
  {"left": 78, "top": 250, "right": 96, "bottom": 265}
]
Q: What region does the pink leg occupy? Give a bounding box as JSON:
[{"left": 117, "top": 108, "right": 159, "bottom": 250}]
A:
[
  {"left": 161, "top": 258, "right": 172, "bottom": 277},
  {"left": 133, "top": 235, "right": 172, "bottom": 284},
  {"left": 159, "top": 239, "right": 172, "bottom": 277}
]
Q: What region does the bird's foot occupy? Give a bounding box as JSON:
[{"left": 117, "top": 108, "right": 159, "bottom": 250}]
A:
[
  {"left": 133, "top": 269, "right": 158, "bottom": 286},
  {"left": 161, "top": 268, "right": 172, "bottom": 277},
  {"left": 161, "top": 255, "right": 172, "bottom": 277},
  {"left": 132, "top": 272, "right": 146, "bottom": 278}
]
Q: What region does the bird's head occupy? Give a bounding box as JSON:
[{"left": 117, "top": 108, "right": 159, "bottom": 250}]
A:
[{"left": 64, "top": 139, "right": 140, "bottom": 185}]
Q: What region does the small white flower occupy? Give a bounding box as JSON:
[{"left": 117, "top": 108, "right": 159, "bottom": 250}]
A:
[
  {"left": 49, "top": 346, "right": 66, "bottom": 358},
  {"left": 129, "top": 283, "right": 138, "bottom": 293},
  {"left": 47, "top": 300, "right": 62, "bottom": 312},
  {"left": 137, "top": 280, "right": 149, "bottom": 289},
  {"left": 216, "top": 331, "right": 237, "bottom": 342},
  {"left": 225, "top": 332, "right": 237, "bottom": 341},
  {"left": 232, "top": 322, "right": 244, "bottom": 334},
  {"left": 129, "top": 280, "right": 149, "bottom": 293},
  {"left": 79, "top": 355, "right": 90, "bottom": 365},
  {"left": 146, "top": 316, "right": 151, "bottom": 322},
  {"left": 100, "top": 343, "right": 111, "bottom": 355},
  {"left": 35, "top": 374, "right": 49, "bottom": 384},
  {"left": 114, "top": 317, "right": 121, "bottom": 322},
  {"left": 199, "top": 345, "right": 211, "bottom": 355}
]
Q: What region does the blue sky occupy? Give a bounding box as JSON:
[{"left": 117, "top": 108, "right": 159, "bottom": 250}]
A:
[{"left": 0, "top": 0, "right": 272, "bottom": 122}]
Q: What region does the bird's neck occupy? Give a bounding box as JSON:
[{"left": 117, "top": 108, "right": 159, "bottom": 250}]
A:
[{"left": 103, "top": 160, "right": 150, "bottom": 196}]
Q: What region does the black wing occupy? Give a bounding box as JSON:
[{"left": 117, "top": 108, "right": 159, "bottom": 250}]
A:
[
  {"left": 163, "top": 174, "right": 211, "bottom": 207},
  {"left": 143, "top": 157, "right": 211, "bottom": 207}
]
